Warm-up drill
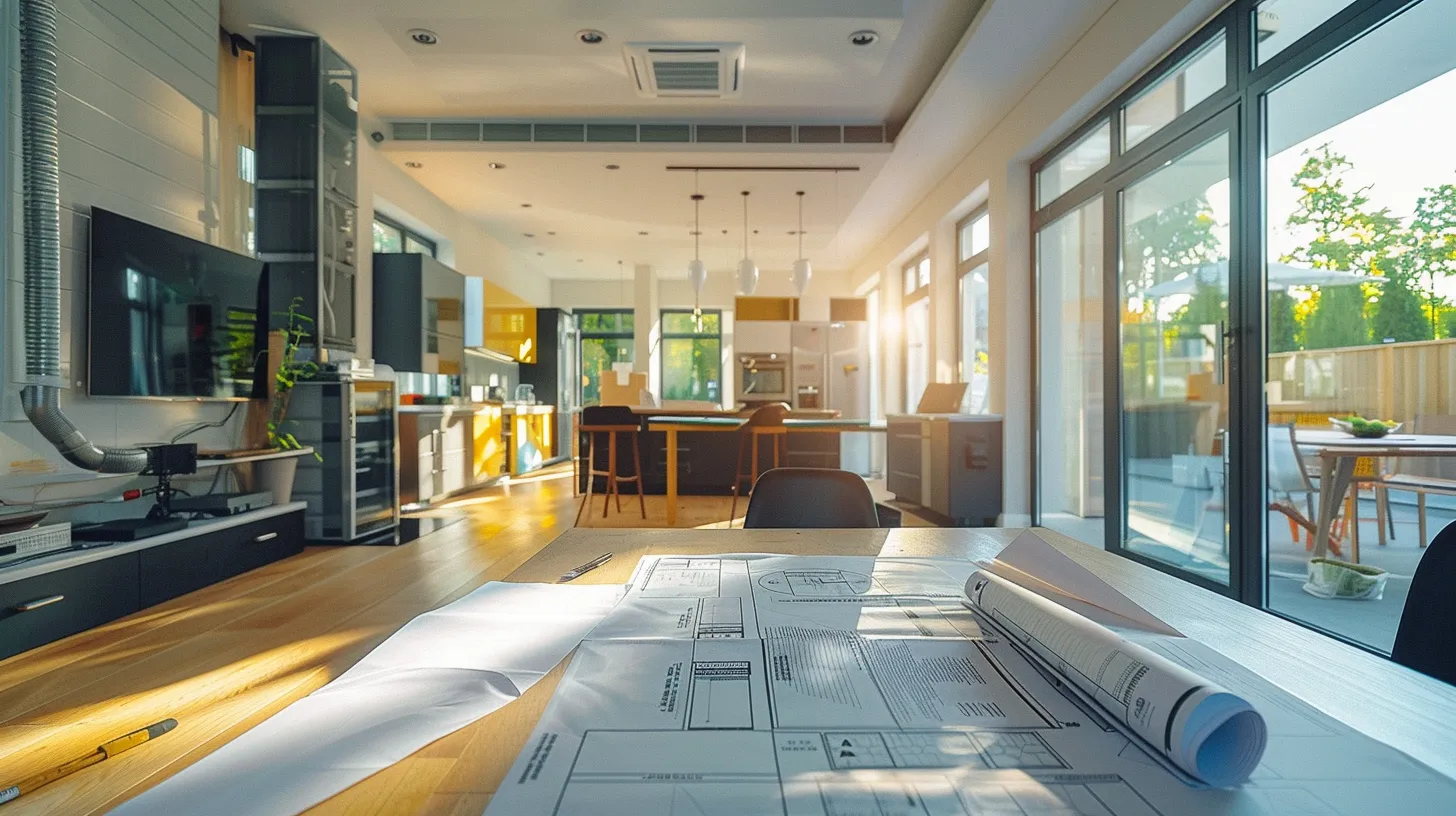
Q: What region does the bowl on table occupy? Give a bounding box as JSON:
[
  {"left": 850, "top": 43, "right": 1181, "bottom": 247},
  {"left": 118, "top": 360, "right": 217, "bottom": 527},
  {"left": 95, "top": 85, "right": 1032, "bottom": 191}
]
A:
[{"left": 1328, "top": 417, "right": 1402, "bottom": 439}]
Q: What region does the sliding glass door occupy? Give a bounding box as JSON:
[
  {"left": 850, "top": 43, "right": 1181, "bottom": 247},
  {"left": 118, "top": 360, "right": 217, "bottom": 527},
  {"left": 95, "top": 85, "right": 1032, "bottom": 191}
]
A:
[{"left": 1113, "top": 120, "right": 1236, "bottom": 587}]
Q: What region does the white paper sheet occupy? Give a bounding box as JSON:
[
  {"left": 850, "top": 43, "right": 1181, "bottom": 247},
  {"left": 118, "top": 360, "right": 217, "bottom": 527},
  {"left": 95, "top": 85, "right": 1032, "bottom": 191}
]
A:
[
  {"left": 485, "top": 553, "right": 1456, "bottom": 816},
  {"left": 110, "top": 582, "right": 624, "bottom": 816}
]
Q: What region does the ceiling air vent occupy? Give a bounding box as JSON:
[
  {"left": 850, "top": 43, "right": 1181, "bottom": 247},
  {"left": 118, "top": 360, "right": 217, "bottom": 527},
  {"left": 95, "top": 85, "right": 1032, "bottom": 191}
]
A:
[{"left": 623, "top": 43, "right": 745, "bottom": 99}]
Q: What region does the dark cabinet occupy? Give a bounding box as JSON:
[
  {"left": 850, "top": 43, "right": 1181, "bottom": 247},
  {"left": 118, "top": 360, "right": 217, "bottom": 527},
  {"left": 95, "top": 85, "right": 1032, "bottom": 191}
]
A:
[
  {"left": 256, "top": 36, "right": 359, "bottom": 351},
  {"left": 887, "top": 415, "right": 1003, "bottom": 526},
  {"left": 0, "top": 554, "right": 140, "bottom": 662},
  {"left": 0, "top": 509, "right": 306, "bottom": 662},
  {"left": 373, "top": 253, "right": 467, "bottom": 376},
  {"left": 139, "top": 513, "right": 304, "bottom": 607}
]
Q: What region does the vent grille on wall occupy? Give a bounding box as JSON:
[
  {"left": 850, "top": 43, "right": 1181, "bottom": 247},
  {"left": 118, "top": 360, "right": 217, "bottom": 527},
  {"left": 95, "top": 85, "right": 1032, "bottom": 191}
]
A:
[
  {"left": 622, "top": 43, "right": 745, "bottom": 98},
  {"left": 388, "top": 121, "right": 886, "bottom": 146}
]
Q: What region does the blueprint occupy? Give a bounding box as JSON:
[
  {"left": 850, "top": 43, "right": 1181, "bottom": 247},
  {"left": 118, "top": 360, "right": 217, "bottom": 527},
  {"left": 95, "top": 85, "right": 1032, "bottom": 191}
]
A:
[{"left": 485, "top": 552, "right": 1456, "bottom": 816}]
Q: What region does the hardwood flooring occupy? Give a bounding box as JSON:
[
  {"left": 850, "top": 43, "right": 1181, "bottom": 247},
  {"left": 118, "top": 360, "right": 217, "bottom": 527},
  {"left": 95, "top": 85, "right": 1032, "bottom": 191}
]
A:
[{"left": 0, "top": 463, "right": 768, "bottom": 814}]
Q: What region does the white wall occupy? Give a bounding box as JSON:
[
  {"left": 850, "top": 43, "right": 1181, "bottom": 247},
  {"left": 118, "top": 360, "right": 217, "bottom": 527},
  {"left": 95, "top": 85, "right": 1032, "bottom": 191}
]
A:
[
  {"left": 354, "top": 135, "right": 550, "bottom": 362},
  {"left": 1, "top": 0, "right": 231, "bottom": 495},
  {"left": 848, "top": 0, "right": 1223, "bottom": 524}
]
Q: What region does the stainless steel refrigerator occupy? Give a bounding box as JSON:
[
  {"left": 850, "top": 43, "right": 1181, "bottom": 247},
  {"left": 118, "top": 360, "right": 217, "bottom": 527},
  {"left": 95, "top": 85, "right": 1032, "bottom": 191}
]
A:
[{"left": 791, "top": 321, "right": 871, "bottom": 474}]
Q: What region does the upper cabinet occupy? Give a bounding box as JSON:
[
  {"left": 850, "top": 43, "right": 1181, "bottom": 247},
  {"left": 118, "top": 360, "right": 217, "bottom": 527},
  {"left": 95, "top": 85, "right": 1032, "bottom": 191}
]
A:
[
  {"left": 465, "top": 277, "right": 538, "bottom": 363},
  {"left": 373, "top": 253, "right": 466, "bottom": 375},
  {"left": 255, "top": 36, "right": 359, "bottom": 351}
]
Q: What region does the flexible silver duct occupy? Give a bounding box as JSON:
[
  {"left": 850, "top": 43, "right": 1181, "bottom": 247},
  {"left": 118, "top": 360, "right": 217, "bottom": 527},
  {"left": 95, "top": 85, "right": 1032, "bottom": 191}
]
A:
[{"left": 19, "top": 0, "right": 148, "bottom": 473}]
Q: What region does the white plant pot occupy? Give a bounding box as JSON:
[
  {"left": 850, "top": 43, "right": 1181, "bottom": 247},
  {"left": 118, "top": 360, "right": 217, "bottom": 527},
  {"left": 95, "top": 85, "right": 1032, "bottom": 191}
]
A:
[{"left": 255, "top": 455, "right": 299, "bottom": 504}]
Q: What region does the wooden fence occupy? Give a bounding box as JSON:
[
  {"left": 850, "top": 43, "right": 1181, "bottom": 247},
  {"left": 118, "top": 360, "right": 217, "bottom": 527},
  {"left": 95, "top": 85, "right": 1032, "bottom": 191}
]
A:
[{"left": 1267, "top": 338, "right": 1456, "bottom": 422}]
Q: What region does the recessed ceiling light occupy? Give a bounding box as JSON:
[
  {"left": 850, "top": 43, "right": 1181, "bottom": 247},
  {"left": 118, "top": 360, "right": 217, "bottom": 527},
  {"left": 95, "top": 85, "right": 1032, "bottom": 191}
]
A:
[
  {"left": 849, "top": 30, "right": 879, "bottom": 46},
  {"left": 577, "top": 29, "right": 606, "bottom": 45},
  {"left": 521, "top": 203, "right": 532, "bottom": 208},
  {"left": 638, "top": 231, "right": 649, "bottom": 236},
  {"left": 404, "top": 160, "right": 423, "bottom": 169},
  {"left": 605, "top": 164, "right": 620, "bottom": 170},
  {"left": 577, "top": 258, "right": 584, "bottom": 262},
  {"left": 547, "top": 231, "right": 557, "bottom": 236},
  {"left": 408, "top": 29, "right": 439, "bottom": 46},
  {"left": 524, "top": 233, "right": 535, "bottom": 238},
  {"left": 537, "top": 251, "right": 545, "bottom": 256},
  {"left": 488, "top": 162, "right": 505, "bottom": 170}
]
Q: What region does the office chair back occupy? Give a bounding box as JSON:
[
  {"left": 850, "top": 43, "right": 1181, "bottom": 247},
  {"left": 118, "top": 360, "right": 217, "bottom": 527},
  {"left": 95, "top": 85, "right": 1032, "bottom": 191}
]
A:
[
  {"left": 743, "top": 468, "right": 879, "bottom": 529},
  {"left": 1392, "top": 519, "right": 1456, "bottom": 685}
]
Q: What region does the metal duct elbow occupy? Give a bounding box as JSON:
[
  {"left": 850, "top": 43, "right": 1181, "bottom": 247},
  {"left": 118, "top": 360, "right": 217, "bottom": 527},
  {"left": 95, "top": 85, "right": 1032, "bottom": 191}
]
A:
[{"left": 18, "top": 0, "right": 148, "bottom": 474}]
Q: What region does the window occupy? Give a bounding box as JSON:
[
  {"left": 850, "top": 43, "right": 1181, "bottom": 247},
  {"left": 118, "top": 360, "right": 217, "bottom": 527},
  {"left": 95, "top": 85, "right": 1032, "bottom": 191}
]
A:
[
  {"left": 578, "top": 310, "right": 634, "bottom": 406},
  {"left": 660, "top": 309, "right": 722, "bottom": 403},
  {"left": 1121, "top": 32, "right": 1227, "bottom": 150},
  {"left": 1029, "top": 0, "right": 1456, "bottom": 652},
  {"left": 1254, "top": 0, "right": 1358, "bottom": 64},
  {"left": 902, "top": 252, "right": 931, "bottom": 411},
  {"left": 958, "top": 208, "right": 991, "bottom": 412},
  {"left": 1037, "top": 121, "right": 1111, "bottom": 208},
  {"left": 372, "top": 214, "right": 436, "bottom": 257},
  {"left": 1036, "top": 198, "right": 1105, "bottom": 548},
  {"left": 1262, "top": 0, "right": 1456, "bottom": 651}
]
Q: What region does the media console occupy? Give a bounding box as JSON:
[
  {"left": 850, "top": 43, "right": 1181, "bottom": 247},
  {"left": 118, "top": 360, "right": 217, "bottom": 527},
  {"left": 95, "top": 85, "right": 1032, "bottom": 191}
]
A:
[{"left": 0, "top": 503, "right": 306, "bottom": 661}]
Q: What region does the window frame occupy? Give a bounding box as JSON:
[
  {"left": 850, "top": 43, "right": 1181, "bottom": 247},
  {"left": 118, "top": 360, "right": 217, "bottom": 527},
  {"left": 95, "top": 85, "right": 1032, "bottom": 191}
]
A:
[
  {"left": 373, "top": 213, "right": 438, "bottom": 258},
  {"left": 901, "top": 251, "right": 931, "bottom": 413},
  {"left": 1027, "top": 0, "right": 1428, "bottom": 649},
  {"left": 658, "top": 308, "right": 723, "bottom": 404}
]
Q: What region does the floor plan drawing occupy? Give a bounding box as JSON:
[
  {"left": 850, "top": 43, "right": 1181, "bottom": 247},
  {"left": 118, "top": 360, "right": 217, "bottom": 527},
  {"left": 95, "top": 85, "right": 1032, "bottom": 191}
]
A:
[{"left": 484, "top": 554, "right": 1456, "bottom": 816}]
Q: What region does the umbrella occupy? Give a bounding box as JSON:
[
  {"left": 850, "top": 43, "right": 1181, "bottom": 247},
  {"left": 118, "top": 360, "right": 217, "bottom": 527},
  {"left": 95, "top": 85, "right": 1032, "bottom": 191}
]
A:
[{"left": 1142, "top": 260, "right": 1385, "bottom": 298}]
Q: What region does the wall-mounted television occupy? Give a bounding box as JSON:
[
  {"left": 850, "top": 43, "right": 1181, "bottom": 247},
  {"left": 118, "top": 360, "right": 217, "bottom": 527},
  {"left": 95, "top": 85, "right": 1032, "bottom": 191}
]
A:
[{"left": 88, "top": 208, "right": 267, "bottom": 399}]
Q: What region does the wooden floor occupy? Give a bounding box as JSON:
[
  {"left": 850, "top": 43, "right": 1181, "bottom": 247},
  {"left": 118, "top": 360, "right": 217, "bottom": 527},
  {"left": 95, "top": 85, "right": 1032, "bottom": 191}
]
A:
[{"left": 0, "top": 464, "right": 781, "bottom": 814}]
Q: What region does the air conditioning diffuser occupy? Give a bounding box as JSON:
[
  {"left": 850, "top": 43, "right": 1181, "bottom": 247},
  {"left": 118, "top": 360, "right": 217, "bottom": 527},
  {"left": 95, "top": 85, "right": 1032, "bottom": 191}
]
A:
[{"left": 623, "top": 43, "right": 745, "bottom": 99}]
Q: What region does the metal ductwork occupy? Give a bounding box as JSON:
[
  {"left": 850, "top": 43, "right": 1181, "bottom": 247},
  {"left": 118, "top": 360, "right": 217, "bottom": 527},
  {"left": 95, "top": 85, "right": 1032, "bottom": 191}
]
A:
[{"left": 18, "top": 0, "right": 148, "bottom": 473}]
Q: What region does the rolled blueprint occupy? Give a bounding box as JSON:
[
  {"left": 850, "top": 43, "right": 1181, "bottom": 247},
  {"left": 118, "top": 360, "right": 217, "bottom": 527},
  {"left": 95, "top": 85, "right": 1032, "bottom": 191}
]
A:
[{"left": 966, "top": 570, "right": 1268, "bottom": 787}]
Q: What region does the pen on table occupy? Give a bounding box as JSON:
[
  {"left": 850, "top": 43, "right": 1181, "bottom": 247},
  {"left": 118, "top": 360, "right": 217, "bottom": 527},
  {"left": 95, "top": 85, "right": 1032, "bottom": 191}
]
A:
[
  {"left": 0, "top": 718, "right": 177, "bottom": 806},
  {"left": 559, "top": 552, "right": 613, "bottom": 582}
]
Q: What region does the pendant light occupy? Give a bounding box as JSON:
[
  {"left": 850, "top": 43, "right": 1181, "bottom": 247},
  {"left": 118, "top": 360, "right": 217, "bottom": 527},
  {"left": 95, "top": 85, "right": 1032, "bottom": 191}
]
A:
[
  {"left": 737, "top": 190, "right": 758, "bottom": 296},
  {"left": 688, "top": 192, "right": 707, "bottom": 303},
  {"left": 791, "top": 190, "right": 812, "bottom": 296}
]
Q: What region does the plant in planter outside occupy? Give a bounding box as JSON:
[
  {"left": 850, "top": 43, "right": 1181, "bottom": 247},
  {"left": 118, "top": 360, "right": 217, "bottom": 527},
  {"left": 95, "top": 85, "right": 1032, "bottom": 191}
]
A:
[{"left": 268, "top": 297, "right": 322, "bottom": 461}]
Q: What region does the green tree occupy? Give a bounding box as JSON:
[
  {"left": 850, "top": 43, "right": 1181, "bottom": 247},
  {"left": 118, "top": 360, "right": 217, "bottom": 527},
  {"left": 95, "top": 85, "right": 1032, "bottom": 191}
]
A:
[
  {"left": 1268, "top": 290, "right": 1299, "bottom": 353},
  {"left": 1371, "top": 271, "right": 1429, "bottom": 343},
  {"left": 1282, "top": 144, "right": 1403, "bottom": 350},
  {"left": 1405, "top": 184, "right": 1456, "bottom": 339}
]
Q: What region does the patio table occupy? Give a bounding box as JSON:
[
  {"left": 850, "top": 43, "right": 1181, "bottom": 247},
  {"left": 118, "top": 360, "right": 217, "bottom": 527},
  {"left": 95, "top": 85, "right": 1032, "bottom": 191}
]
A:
[{"left": 1293, "top": 429, "right": 1456, "bottom": 561}]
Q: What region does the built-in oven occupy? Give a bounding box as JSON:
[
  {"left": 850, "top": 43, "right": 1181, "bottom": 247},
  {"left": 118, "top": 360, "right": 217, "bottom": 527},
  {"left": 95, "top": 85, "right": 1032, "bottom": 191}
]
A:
[{"left": 736, "top": 354, "right": 792, "bottom": 403}]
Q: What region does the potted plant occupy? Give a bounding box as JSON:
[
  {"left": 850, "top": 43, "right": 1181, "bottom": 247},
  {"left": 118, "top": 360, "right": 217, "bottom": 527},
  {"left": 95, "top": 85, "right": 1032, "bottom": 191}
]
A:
[{"left": 253, "top": 298, "right": 320, "bottom": 503}]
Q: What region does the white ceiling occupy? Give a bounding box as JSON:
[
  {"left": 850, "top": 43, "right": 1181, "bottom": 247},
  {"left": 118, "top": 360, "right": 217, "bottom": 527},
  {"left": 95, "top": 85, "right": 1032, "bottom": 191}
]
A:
[
  {"left": 222, "top": 0, "right": 977, "bottom": 128},
  {"left": 383, "top": 146, "right": 891, "bottom": 279}
]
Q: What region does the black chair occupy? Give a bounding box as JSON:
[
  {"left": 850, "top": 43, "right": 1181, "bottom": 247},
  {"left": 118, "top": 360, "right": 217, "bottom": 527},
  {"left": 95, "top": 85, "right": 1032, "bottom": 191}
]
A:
[
  {"left": 1392, "top": 520, "right": 1456, "bottom": 685},
  {"left": 729, "top": 403, "right": 791, "bottom": 527},
  {"left": 576, "top": 405, "right": 645, "bottom": 525},
  {"left": 742, "top": 468, "right": 879, "bottom": 529}
]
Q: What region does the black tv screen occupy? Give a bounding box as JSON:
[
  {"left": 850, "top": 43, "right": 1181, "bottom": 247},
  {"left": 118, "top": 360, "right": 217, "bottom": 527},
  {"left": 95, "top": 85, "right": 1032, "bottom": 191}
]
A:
[{"left": 88, "top": 208, "right": 267, "bottom": 399}]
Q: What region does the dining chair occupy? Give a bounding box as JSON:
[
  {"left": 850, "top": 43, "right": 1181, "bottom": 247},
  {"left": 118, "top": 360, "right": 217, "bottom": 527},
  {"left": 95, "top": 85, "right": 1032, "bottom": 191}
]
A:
[
  {"left": 743, "top": 468, "right": 879, "bottom": 529},
  {"left": 1379, "top": 415, "right": 1456, "bottom": 548},
  {"left": 575, "top": 405, "right": 646, "bottom": 525},
  {"left": 1391, "top": 519, "right": 1456, "bottom": 686},
  {"left": 729, "top": 403, "right": 791, "bottom": 526}
]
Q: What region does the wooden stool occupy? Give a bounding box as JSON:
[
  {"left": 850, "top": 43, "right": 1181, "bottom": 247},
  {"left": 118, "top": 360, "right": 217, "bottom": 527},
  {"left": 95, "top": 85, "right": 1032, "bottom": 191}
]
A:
[
  {"left": 730, "top": 403, "right": 791, "bottom": 527},
  {"left": 576, "top": 405, "right": 646, "bottom": 525}
]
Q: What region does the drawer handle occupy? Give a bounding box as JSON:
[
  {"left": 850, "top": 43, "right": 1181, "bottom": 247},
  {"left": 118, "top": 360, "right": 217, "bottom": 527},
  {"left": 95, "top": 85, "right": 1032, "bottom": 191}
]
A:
[
  {"left": 14, "top": 594, "right": 64, "bottom": 612},
  {"left": 253, "top": 532, "right": 279, "bottom": 543}
]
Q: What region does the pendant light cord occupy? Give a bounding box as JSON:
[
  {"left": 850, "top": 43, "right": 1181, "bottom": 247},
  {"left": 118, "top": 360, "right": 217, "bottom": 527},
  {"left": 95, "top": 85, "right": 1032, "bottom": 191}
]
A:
[
  {"left": 741, "top": 191, "right": 750, "bottom": 256},
  {"left": 796, "top": 190, "right": 805, "bottom": 258}
]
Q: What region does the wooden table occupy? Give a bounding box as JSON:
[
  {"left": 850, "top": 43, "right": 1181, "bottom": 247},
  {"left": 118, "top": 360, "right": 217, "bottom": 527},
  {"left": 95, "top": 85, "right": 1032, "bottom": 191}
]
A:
[
  {"left": 1295, "top": 429, "right": 1456, "bottom": 559},
  {"left": 365, "top": 526, "right": 1456, "bottom": 812},
  {"left": 646, "top": 417, "right": 888, "bottom": 525}
]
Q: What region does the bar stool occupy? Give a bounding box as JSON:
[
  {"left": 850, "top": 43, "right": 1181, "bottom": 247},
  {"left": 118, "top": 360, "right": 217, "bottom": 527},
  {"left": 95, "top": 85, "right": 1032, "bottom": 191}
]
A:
[
  {"left": 730, "top": 403, "right": 791, "bottom": 527},
  {"left": 576, "top": 405, "right": 646, "bottom": 525}
]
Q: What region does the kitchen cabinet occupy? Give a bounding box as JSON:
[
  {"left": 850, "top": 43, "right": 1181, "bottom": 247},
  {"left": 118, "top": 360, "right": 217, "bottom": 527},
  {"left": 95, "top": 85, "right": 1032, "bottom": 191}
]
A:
[
  {"left": 887, "top": 415, "right": 1003, "bottom": 526},
  {"left": 373, "top": 253, "right": 466, "bottom": 375}
]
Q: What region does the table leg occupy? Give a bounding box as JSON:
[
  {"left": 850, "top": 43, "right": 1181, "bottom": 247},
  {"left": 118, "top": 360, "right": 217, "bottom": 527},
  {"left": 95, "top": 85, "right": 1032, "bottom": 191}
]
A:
[
  {"left": 665, "top": 428, "right": 679, "bottom": 527},
  {"left": 1314, "top": 455, "right": 1356, "bottom": 560}
]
